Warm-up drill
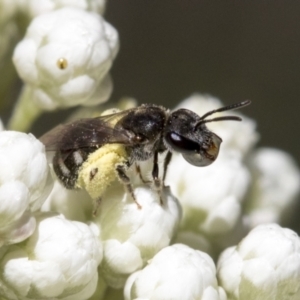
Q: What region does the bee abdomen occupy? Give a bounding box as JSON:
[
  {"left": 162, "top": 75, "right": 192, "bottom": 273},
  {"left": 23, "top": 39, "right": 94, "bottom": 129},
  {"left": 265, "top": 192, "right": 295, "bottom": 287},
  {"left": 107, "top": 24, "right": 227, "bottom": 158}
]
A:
[{"left": 53, "top": 148, "right": 94, "bottom": 189}]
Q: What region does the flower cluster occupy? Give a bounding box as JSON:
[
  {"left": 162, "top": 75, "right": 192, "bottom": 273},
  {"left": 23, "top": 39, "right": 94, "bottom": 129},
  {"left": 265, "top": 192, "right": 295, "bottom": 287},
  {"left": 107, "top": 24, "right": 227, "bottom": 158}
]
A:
[
  {"left": 217, "top": 223, "right": 300, "bottom": 299},
  {"left": 0, "top": 1, "right": 300, "bottom": 300},
  {"left": 2, "top": 0, "right": 117, "bottom": 131},
  {"left": 0, "top": 131, "right": 52, "bottom": 246}
]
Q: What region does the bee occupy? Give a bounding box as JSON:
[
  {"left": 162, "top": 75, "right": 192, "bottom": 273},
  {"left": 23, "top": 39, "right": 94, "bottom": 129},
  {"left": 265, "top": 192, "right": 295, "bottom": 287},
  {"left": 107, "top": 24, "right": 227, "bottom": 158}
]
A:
[{"left": 40, "top": 100, "right": 251, "bottom": 214}]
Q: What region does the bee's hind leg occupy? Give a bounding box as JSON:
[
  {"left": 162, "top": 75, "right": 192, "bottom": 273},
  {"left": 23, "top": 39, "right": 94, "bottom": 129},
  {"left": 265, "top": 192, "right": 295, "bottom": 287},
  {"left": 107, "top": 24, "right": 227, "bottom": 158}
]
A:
[
  {"left": 116, "top": 164, "right": 142, "bottom": 209},
  {"left": 92, "top": 197, "right": 102, "bottom": 217}
]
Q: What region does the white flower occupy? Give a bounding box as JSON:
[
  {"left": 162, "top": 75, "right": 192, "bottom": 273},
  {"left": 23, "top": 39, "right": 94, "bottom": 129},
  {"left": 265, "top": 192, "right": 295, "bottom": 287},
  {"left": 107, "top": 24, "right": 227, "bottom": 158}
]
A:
[
  {"left": 18, "top": 0, "right": 107, "bottom": 19},
  {"left": 0, "top": 131, "right": 52, "bottom": 246},
  {"left": 42, "top": 179, "right": 93, "bottom": 222},
  {"left": 167, "top": 150, "right": 250, "bottom": 257},
  {"left": 94, "top": 183, "right": 181, "bottom": 288},
  {"left": 124, "top": 244, "right": 227, "bottom": 300},
  {"left": 13, "top": 7, "right": 118, "bottom": 111},
  {"left": 176, "top": 94, "right": 258, "bottom": 157},
  {"left": 173, "top": 230, "right": 214, "bottom": 254},
  {"left": 174, "top": 217, "right": 250, "bottom": 261},
  {"left": 217, "top": 223, "right": 300, "bottom": 300},
  {"left": 0, "top": 213, "right": 102, "bottom": 300},
  {"left": 244, "top": 148, "right": 300, "bottom": 227}
]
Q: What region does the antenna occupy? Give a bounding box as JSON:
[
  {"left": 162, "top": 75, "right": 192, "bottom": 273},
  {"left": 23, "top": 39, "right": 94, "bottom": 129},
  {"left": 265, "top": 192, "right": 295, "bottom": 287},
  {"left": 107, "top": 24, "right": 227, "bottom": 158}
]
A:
[{"left": 195, "top": 99, "right": 251, "bottom": 129}]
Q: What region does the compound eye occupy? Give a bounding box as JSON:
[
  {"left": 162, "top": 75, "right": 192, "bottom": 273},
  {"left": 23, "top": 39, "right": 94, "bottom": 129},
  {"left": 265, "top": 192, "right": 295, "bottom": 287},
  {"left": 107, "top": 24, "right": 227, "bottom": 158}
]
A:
[
  {"left": 165, "top": 132, "right": 199, "bottom": 154},
  {"left": 182, "top": 133, "right": 222, "bottom": 166}
]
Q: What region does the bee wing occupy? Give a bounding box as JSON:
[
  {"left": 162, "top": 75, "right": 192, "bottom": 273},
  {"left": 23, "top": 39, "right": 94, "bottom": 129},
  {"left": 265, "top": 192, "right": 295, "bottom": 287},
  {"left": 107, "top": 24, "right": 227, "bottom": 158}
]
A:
[{"left": 40, "top": 109, "right": 137, "bottom": 151}]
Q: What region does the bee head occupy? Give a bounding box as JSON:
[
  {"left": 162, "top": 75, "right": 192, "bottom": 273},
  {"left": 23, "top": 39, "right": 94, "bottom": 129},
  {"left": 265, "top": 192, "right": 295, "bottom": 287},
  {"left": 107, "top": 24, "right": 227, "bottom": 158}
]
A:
[{"left": 164, "top": 100, "right": 251, "bottom": 166}]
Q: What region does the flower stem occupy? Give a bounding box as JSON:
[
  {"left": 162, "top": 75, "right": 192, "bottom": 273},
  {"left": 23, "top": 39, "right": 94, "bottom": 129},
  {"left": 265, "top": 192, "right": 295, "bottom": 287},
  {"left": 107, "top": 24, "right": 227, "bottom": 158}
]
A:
[{"left": 8, "top": 85, "right": 42, "bottom": 132}]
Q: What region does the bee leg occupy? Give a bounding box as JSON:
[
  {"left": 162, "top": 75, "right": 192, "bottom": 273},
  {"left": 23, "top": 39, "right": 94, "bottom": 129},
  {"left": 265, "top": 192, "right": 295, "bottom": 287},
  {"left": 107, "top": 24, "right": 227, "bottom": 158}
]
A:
[
  {"left": 152, "top": 151, "right": 163, "bottom": 205},
  {"left": 92, "top": 197, "right": 102, "bottom": 217},
  {"left": 162, "top": 151, "right": 172, "bottom": 183},
  {"left": 135, "top": 163, "right": 151, "bottom": 184},
  {"left": 116, "top": 164, "right": 142, "bottom": 209}
]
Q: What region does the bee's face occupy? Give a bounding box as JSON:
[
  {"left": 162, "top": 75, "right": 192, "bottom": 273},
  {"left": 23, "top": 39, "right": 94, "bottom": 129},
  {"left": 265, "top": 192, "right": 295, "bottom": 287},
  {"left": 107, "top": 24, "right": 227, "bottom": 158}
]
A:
[{"left": 164, "top": 109, "right": 222, "bottom": 166}]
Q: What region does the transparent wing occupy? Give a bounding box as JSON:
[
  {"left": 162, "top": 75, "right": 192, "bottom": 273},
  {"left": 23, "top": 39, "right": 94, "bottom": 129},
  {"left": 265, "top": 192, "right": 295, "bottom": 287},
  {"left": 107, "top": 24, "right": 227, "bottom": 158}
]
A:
[{"left": 39, "top": 109, "right": 137, "bottom": 151}]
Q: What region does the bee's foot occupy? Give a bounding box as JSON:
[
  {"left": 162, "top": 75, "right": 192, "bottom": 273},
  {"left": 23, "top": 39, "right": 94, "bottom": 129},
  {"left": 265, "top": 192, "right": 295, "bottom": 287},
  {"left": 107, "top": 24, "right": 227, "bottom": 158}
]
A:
[
  {"left": 136, "top": 202, "right": 142, "bottom": 209},
  {"left": 159, "top": 196, "right": 164, "bottom": 206},
  {"left": 92, "top": 197, "right": 101, "bottom": 217}
]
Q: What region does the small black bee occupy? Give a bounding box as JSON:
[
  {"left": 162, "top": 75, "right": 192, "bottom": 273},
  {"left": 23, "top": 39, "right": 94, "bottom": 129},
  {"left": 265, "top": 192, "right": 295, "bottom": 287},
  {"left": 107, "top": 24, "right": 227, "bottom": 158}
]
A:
[{"left": 40, "top": 100, "right": 251, "bottom": 214}]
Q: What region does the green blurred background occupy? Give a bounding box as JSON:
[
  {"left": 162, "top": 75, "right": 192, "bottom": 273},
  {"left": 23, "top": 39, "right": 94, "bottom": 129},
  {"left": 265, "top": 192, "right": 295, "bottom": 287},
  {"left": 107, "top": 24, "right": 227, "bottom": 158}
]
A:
[{"left": 105, "top": 0, "right": 300, "bottom": 165}]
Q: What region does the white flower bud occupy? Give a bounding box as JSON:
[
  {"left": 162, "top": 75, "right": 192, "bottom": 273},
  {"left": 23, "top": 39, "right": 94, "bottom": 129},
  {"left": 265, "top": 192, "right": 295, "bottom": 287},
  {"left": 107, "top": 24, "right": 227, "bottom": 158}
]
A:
[
  {"left": 0, "top": 213, "right": 102, "bottom": 300},
  {"left": 176, "top": 94, "right": 258, "bottom": 156},
  {"left": 42, "top": 179, "right": 93, "bottom": 222},
  {"left": 167, "top": 152, "right": 250, "bottom": 236},
  {"left": 13, "top": 7, "right": 118, "bottom": 111},
  {"left": 245, "top": 148, "right": 300, "bottom": 227},
  {"left": 95, "top": 183, "right": 181, "bottom": 288},
  {"left": 217, "top": 223, "right": 300, "bottom": 300},
  {"left": 125, "top": 244, "right": 227, "bottom": 300},
  {"left": 18, "top": 0, "right": 107, "bottom": 18},
  {"left": 173, "top": 230, "right": 213, "bottom": 254},
  {"left": 0, "top": 131, "right": 53, "bottom": 245}
]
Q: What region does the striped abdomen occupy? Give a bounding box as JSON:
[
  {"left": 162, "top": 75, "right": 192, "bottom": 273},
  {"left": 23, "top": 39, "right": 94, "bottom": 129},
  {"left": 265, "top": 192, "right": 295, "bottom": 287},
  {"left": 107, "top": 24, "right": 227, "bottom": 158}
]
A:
[{"left": 53, "top": 147, "right": 96, "bottom": 189}]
